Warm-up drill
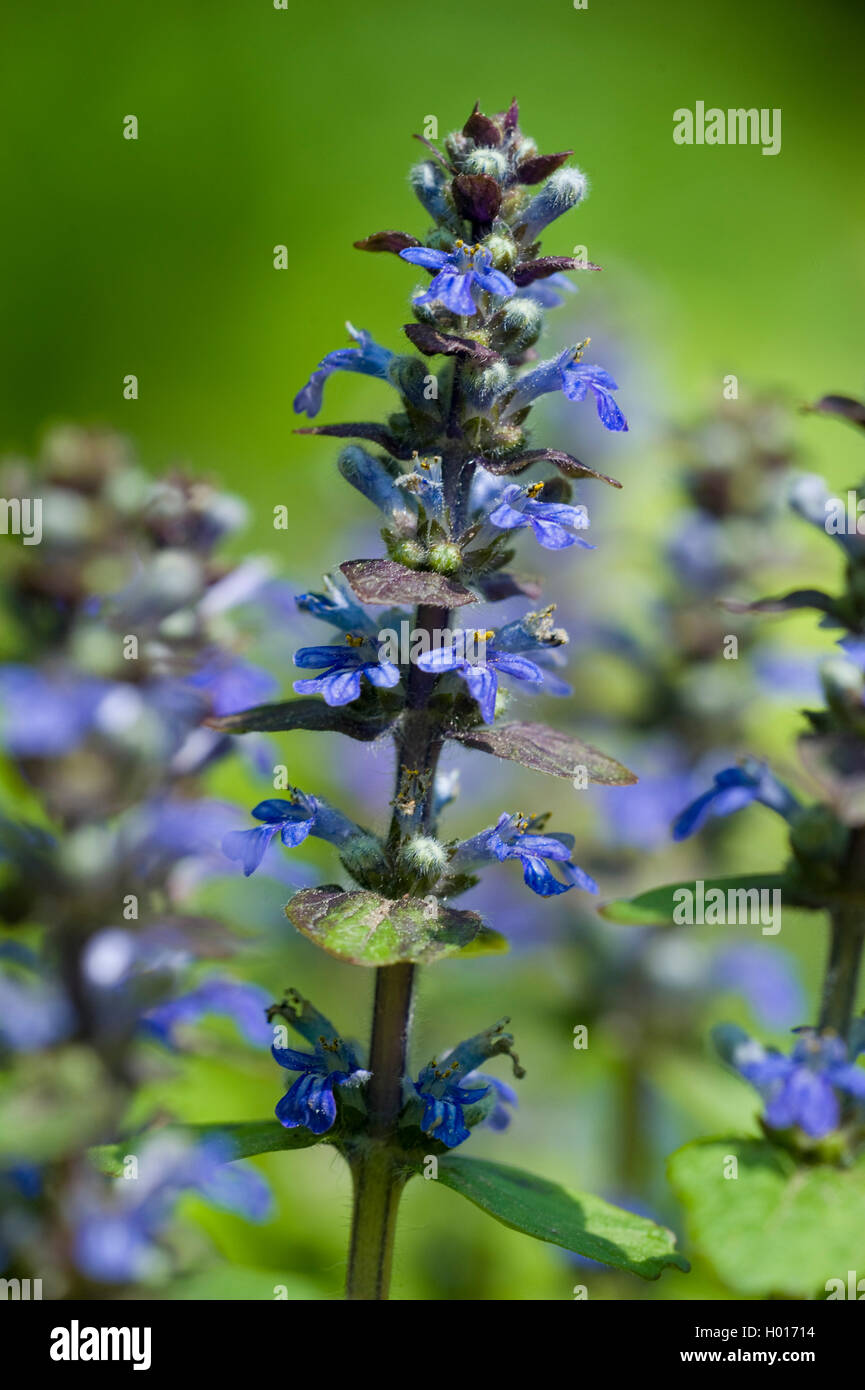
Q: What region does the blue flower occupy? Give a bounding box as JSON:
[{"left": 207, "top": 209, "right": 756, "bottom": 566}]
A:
[
  {"left": 0, "top": 666, "right": 111, "bottom": 757},
  {"left": 295, "top": 574, "right": 370, "bottom": 634},
  {"left": 293, "top": 637, "right": 401, "bottom": 706},
  {"left": 0, "top": 970, "right": 74, "bottom": 1051},
  {"left": 487, "top": 483, "right": 594, "bottom": 551},
  {"left": 293, "top": 323, "right": 394, "bottom": 419},
  {"left": 720, "top": 1026, "right": 865, "bottom": 1138},
  {"left": 184, "top": 656, "right": 277, "bottom": 718},
  {"left": 222, "top": 792, "right": 359, "bottom": 876},
  {"left": 399, "top": 241, "right": 516, "bottom": 316},
  {"left": 141, "top": 978, "right": 273, "bottom": 1049},
  {"left": 270, "top": 991, "right": 369, "bottom": 1135},
  {"left": 504, "top": 342, "right": 627, "bottom": 432},
  {"left": 453, "top": 812, "right": 598, "bottom": 897},
  {"left": 521, "top": 272, "right": 577, "bottom": 308},
  {"left": 672, "top": 760, "right": 799, "bottom": 841},
  {"left": 710, "top": 945, "right": 804, "bottom": 1029},
  {"left": 472, "top": 1073, "right": 518, "bottom": 1131},
  {"left": 413, "top": 1020, "right": 524, "bottom": 1149},
  {"left": 416, "top": 633, "right": 544, "bottom": 724},
  {"left": 73, "top": 1134, "right": 271, "bottom": 1284}
]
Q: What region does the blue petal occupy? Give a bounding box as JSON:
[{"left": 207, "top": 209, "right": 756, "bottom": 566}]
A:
[
  {"left": 399, "top": 246, "right": 450, "bottom": 271},
  {"left": 416, "top": 645, "right": 464, "bottom": 674},
  {"left": 364, "top": 659, "right": 401, "bottom": 688},
  {"left": 490, "top": 652, "right": 545, "bottom": 683},
  {"left": 222, "top": 825, "right": 278, "bottom": 876},
  {"left": 520, "top": 853, "right": 572, "bottom": 896},
  {"left": 419, "top": 268, "right": 477, "bottom": 317},
  {"left": 462, "top": 664, "right": 498, "bottom": 724},
  {"left": 294, "top": 646, "right": 356, "bottom": 669},
  {"left": 473, "top": 266, "right": 517, "bottom": 298},
  {"left": 591, "top": 386, "right": 628, "bottom": 432},
  {"left": 272, "top": 1044, "right": 320, "bottom": 1072},
  {"left": 317, "top": 665, "right": 363, "bottom": 706},
  {"left": 252, "top": 798, "right": 310, "bottom": 823}
]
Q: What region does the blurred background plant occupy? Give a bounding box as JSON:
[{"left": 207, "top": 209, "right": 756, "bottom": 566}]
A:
[{"left": 0, "top": 0, "right": 863, "bottom": 1300}]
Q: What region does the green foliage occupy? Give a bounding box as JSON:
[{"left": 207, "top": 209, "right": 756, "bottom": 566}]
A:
[
  {"left": 669, "top": 1137, "right": 865, "bottom": 1297},
  {"left": 285, "top": 885, "right": 507, "bottom": 965},
  {"left": 91, "top": 1122, "right": 327, "bottom": 1176},
  {"left": 600, "top": 874, "right": 790, "bottom": 925},
  {"left": 433, "top": 1154, "right": 689, "bottom": 1279}
]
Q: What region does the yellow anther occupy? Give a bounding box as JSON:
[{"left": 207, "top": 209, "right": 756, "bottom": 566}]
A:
[
  {"left": 573, "top": 336, "right": 591, "bottom": 362},
  {"left": 526, "top": 482, "right": 544, "bottom": 498},
  {"left": 345, "top": 633, "right": 365, "bottom": 647}
]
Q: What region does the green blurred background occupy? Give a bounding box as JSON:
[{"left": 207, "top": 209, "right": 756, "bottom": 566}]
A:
[{"left": 3, "top": 0, "right": 865, "bottom": 1299}]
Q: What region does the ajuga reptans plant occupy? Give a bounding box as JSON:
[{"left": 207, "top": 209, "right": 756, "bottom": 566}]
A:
[
  {"left": 217, "top": 101, "right": 688, "bottom": 1300},
  {"left": 608, "top": 395, "right": 865, "bottom": 1298}
]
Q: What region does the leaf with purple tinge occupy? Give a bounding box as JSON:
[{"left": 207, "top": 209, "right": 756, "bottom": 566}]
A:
[
  {"left": 295, "top": 423, "right": 410, "bottom": 458},
  {"left": 476, "top": 447, "right": 621, "bottom": 488},
  {"left": 512, "top": 255, "right": 601, "bottom": 286},
  {"left": 206, "top": 694, "right": 398, "bottom": 741},
  {"left": 721, "top": 588, "right": 842, "bottom": 618},
  {"left": 403, "top": 323, "right": 501, "bottom": 364},
  {"left": 514, "top": 151, "right": 573, "bottom": 184},
  {"left": 353, "top": 230, "right": 422, "bottom": 254},
  {"left": 449, "top": 721, "right": 637, "bottom": 784},
  {"left": 452, "top": 173, "right": 502, "bottom": 226},
  {"left": 806, "top": 394, "right": 865, "bottom": 431},
  {"left": 340, "top": 558, "right": 478, "bottom": 608},
  {"left": 462, "top": 103, "right": 502, "bottom": 147}
]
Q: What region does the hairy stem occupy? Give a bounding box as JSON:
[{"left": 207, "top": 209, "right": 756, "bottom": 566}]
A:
[
  {"left": 345, "top": 603, "right": 448, "bottom": 1299},
  {"left": 345, "top": 963, "right": 414, "bottom": 1300},
  {"left": 819, "top": 910, "right": 865, "bottom": 1038},
  {"left": 819, "top": 827, "right": 865, "bottom": 1040}
]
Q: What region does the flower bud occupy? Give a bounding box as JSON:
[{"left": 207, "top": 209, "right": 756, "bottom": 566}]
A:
[
  {"left": 389, "top": 537, "right": 427, "bottom": 569},
  {"left": 410, "top": 161, "right": 454, "bottom": 225},
  {"left": 397, "top": 835, "right": 448, "bottom": 884},
  {"left": 483, "top": 233, "right": 517, "bottom": 271},
  {"left": 490, "top": 297, "right": 544, "bottom": 353},
  {"left": 462, "top": 361, "right": 512, "bottom": 411},
  {"left": 514, "top": 168, "right": 588, "bottom": 241},
  {"left": 463, "top": 149, "right": 508, "bottom": 180},
  {"left": 428, "top": 541, "right": 462, "bottom": 575},
  {"left": 339, "top": 832, "right": 390, "bottom": 888}
]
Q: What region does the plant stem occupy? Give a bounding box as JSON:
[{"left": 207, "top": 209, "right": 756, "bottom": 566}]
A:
[
  {"left": 819, "top": 910, "right": 865, "bottom": 1038},
  {"left": 345, "top": 962, "right": 415, "bottom": 1300},
  {"left": 345, "top": 602, "right": 447, "bottom": 1299},
  {"left": 819, "top": 827, "right": 865, "bottom": 1040}
]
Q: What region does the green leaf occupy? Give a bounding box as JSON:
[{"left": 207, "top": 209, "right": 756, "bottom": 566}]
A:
[
  {"left": 449, "top": 721, "right": 637, "bottom": 785},
  {"left": 340, "top": 558, "right": 478, "bottom": 608},
  {"left": 669, "top": 1137, "right": 865, "bottom": 1297},
  {"left": 206, "top": 693, "right": 396, "bottom": 741},
  {"left": 433, "top": 1155, "right": 689, "bottom": 1280},
  {"left": 286, "top": 886, "right": 506, "bottom": 965},
  {"left": 90, "top": 1121, "right": 324, "bottom": 1176},
  {"left": 600, "top": 874, "right": 789, "bottom": 925}
]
